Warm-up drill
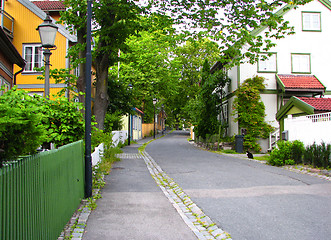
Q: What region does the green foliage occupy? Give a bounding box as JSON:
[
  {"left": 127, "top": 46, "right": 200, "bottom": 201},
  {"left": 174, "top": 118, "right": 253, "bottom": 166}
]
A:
[
  {"left": 304, "top": 142, "right": 331, "bottom": 168},
  {"left": 291, "top": 140, "right": 305, "bottom": 164},
  {"left": 41, "top": 97, "right": 84, "bottom": 147},
  {"left": 60, "top": 0, "right": 311, "bottom": 129},
  {"left": 0, "top": 88, "right": 84, "bottom": 164},
  {"left": 269, "top": 141, "right": 330, "bottom": 168},
  {"left": 194, "top": 60, "right": 230, "bottom": 139},
  {"left": 35, "top": 67, "right": 78, "bottom": 98},
  {"left": 104, "top": 111, "right": 123, "bottom": 133},
  {"left": 91, "top": 129, "right": 114, "bottom": 151},
  {"left": 151, "top": 0, "right": 311, "bottom": 68},
  {"left": 269, "top": 141, "right": 295, "bottom": 166},
  {"left": 233, "top": 76, "right": 274, "bottom": 152},
  {"left": 0, "top": 89, "right": 46, "bottom": 163}
]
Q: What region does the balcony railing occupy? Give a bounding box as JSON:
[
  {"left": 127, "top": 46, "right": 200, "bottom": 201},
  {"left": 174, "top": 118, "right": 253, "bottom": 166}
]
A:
[{"left": 0, "top": 10, "right": 14, "bottom": 39}]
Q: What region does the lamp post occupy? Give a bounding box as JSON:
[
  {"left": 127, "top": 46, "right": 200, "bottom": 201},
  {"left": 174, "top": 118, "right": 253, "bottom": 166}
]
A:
[
  {"left": 128, "top": 84, "right": 133, "bottom": 145},
  {"left": 84, "top": 0, "right": 93, "bottom": 198},
  {"left": 153, "top": 98, "right": 157, "bottom": 139},
  {"left": 36, "top": 13, "right": 58, "bottom": 99}
]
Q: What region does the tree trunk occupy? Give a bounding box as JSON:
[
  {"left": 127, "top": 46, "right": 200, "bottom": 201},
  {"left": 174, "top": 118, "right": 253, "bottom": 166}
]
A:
[{"left": 94, "top": 46, "right": 110, "bottom": 130}]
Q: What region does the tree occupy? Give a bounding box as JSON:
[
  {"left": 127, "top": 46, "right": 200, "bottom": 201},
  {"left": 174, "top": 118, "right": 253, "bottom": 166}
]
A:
[
  {"left": 116, "top": 28, "right": 180, "bottom": 123},
  {"left": 151, "top": 0, "right": 312, "bottom": 67},
  {"left": 60, "top": 0, "right": 143, "bottom": 129},
  {"left": 232, "top": 76, "right": 274, "bottom": 152},
  {"left": 194, "top": 60, "right": 230, "bottom": 139},
  {"left": 171, "top": 38, "right": 221, "bottom": 126},
  {"left": 60, "top": 0, "right": 312, "bottom": 129}
]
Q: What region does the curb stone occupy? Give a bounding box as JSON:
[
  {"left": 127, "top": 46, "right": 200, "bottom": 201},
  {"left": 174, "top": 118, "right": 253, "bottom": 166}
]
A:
[{"left": 141, "top": 150, "right": 232, "bottom": 240}]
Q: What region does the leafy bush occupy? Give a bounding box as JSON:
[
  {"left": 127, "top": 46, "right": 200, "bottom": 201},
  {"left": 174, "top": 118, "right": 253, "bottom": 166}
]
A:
[
  {"left": 269, "top": 140, "right": 330, "bottom": 168},
  {"left": 291, "top": 140, "right": 305, "bottom": 164},
  {"left": 268, "top": 141, "right": 296, "bottom": 166},
  {"left": 0, "top": 90, "right": 46, "bottom": 164},
  {"left": 41, "top": 97, "right": 84, "bottom": 147},
  {"left": 0, "top": 88, "right": 84, "bottom": 164}
]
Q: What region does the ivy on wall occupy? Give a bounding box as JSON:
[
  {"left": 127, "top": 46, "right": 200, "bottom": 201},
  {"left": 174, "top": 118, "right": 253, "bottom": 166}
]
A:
[{"left": 233, "top": 76, "right": 274, "bottom": 152}]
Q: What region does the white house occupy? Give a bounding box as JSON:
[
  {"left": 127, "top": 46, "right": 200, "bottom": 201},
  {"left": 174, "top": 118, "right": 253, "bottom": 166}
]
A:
[{"left": 220, "top": 0, "right": 331, "bottom": 152}]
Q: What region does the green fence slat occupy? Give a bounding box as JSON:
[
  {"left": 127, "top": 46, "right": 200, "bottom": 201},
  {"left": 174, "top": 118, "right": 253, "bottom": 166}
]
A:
[{"left": 1, "top": 141, "right": 85, "bottom": 240}]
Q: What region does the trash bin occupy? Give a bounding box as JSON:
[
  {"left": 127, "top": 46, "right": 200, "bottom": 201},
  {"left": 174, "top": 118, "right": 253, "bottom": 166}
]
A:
[{"left": 235, "top": 135, "right": 244, "bottom": 153}]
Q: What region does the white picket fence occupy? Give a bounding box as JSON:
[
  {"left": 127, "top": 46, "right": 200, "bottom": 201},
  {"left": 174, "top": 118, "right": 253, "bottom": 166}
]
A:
[
  {"left": 91, "top": 130, "right": 128, "bottom": 166},
  {"left": 284, "top": 112, "right": 331, "bottom": 146}
]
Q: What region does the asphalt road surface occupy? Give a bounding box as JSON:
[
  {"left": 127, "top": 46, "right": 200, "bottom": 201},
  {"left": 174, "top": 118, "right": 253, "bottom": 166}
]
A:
[{"left": 146, "top": 131, "right": 331, "bottom": 240}]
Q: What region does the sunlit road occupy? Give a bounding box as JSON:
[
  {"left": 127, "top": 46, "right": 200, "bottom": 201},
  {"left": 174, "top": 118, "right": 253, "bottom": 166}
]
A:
[{"left": 146, "top": 131, "right": 331, "bottom": 240}]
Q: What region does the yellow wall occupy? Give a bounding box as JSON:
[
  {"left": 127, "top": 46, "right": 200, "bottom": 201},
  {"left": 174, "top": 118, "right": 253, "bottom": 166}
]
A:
[
  {"left": 5, "top": 0, "right": 68, "bottom": 96},
  {"left": 142, "top": 123, "right": 154, "bottom": 138}
]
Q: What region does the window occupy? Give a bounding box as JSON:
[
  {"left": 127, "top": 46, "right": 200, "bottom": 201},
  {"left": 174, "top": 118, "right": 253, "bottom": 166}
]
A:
[
  {"left": 291, "top": 54, "right": 311, "bottom": 73},
  {"left": 0, "top": 77, "right": 10, "bottom": 95},
  {"left": 258, "top": 53, "right": 277, "bottom": 72},
  {"left": 23, "top": 44, "right": 43, "bottom": 72},
  {"left": 302, "top": 12, "right": 321, "bottom": 31}
]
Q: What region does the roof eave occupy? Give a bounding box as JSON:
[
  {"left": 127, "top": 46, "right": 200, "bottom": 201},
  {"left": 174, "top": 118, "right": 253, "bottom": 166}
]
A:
[
  {"left": 276, "top": 96, "right": 315, "bottom": 121},
  {"left": 276, "top": 74, "right": 286, "bottom": 92},
  {"left": 0, "top": 28, "right": 25, "bottom": 68}
]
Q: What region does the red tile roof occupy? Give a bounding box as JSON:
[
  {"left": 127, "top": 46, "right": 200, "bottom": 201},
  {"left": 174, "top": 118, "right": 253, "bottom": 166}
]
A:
[
  {"left": 298, "top": 97, "right": 331, "bottom": 111},
  {"left": 32, "top": 1, "right": 66, "bottom": 11},
  {"left": 277, "top": 74, "right": 325, "bottom": 90}
]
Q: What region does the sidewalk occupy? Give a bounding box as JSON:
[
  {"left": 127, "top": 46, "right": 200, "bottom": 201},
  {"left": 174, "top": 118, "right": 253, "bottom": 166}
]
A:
[{"left": 81, "top": 133, "right": 196, "bottom": 240}]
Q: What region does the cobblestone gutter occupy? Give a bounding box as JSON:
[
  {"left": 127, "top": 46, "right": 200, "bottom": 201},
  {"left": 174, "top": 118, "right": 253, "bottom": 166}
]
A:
[{"left": 141, "top": 150, "right": 232, "bottom": 240}]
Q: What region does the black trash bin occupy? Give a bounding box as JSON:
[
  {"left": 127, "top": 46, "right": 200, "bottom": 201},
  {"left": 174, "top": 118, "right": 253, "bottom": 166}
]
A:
[{"left": 235, "top": 135, "right": 244, "bottom": 153}]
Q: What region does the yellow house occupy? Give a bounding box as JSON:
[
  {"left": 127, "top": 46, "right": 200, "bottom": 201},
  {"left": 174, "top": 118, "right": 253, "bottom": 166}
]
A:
[
  {"left": 122, "top": 108, "right": 144, "bottom": 141},
  {"left": 3, "top": 0, "right": 76, "bottom": 97}
]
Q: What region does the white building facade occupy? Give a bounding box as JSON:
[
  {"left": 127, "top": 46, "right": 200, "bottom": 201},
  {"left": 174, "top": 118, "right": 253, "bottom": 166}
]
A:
[{"left": 224, "top": 0, "right": 331, "bottom": 151}]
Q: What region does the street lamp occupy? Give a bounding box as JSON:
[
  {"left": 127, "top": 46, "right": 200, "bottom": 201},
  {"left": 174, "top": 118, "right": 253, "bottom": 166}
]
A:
[
  {"left": 153, "top": 98, "right": 157, "bottom": 139},
  {"left": 128, "top": 84, "right": 133, "bottom": 145},
  {"left": 36, "top": 13, "right": 58, "bottom": 98}
]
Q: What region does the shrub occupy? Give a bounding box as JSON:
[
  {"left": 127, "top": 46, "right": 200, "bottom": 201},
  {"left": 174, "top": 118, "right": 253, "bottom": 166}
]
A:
[
  {"left": 268, "top": 141, "right": 296, "bottom": 166},
  {"left": 291, "top": 140, "right": 305, "bottom": 164},
  {"left": 0, "top": 101, "right": 45, "bottom": 165},
  {"left": 0, "top": 87, "right": 85, "bottom": 165},
  {"left": 41, "top": 97, "right": 84, "bottom": 147},
  {"left": 0, "top": 89, "right": 46, "bottom": 165},
  {"left": 304, "top": 142, "right": 331, "bottom": 168}
]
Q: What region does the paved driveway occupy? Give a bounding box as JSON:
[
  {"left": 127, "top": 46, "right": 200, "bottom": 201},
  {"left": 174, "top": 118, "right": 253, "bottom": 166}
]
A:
[{"left": 146, "top": 131, "right": 331, "bottom": 240}]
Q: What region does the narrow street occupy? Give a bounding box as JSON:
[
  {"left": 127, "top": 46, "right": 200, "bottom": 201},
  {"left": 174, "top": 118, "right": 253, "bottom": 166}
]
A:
[{"left": 146, "top": 131, "right": 331, "bottom": 240}]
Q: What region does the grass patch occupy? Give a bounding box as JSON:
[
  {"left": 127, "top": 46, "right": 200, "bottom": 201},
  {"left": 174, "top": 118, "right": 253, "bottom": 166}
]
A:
[
  {"left": 254, "top": 155, "right": 270, "bottom": 161},
  {"left": 221, "top": 149, "right": 238, "bottom": 154}
]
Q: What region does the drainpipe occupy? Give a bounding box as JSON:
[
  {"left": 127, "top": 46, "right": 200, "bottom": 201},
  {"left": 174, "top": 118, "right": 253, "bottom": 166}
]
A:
[{"left": 13, "top": 66, "right": 25, "bottom": 87}]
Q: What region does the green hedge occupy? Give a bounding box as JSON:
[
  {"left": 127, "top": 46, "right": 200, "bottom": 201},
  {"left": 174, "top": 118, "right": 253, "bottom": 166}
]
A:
[{"left": 268, "top": 140, "right": 331, "bottom": 168}]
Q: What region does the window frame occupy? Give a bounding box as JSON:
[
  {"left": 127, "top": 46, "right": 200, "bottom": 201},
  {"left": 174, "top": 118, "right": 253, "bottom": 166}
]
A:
[
  {"left": 22, "top": 44, "right": 43, "bottom": 73},
  {"left": 291, "top": 53, "right": 311, "bottom": 74},
  {"left": 257, "top": 52, "right": 278, "bottom": 73},
  {"left": 0, "top": 77, "right": 10, "bottom": 95},
  {"left": 302, "top": 11, "right": 321, "bottom": 32}
]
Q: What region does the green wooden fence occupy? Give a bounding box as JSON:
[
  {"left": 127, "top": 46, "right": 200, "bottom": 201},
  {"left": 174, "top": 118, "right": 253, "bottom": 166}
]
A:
[{"left": 0, "top": 140, "right": 85, "bottom": 240}]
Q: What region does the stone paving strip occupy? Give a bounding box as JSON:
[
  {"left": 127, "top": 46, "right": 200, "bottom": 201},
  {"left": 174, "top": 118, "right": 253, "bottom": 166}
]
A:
[
  {"left": 140, "top": 150, "right": 232, "bottom": 240},
  {"left": 115, "top": 153, "right": 143, "bottom": 159}
]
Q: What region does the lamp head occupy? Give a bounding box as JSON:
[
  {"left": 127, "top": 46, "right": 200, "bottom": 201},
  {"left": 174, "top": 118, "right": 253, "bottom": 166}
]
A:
[{"left": 37, "top": 13, "right": 58, "bottom": 48}]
